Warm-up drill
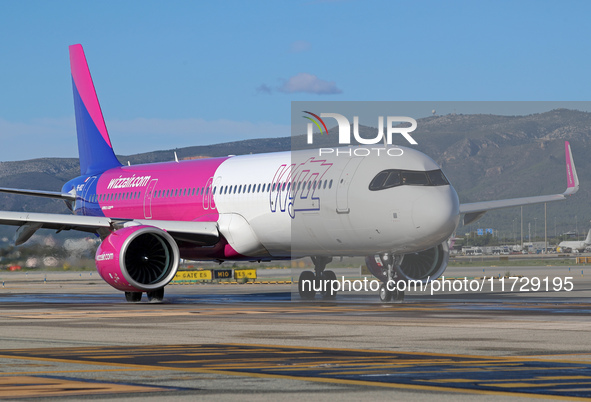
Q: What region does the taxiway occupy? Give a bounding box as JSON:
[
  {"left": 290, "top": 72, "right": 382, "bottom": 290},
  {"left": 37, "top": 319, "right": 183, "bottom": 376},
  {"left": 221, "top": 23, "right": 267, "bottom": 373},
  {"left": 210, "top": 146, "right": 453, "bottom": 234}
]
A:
[{"left": 0, "top": 265, "right": 590, "bottom": 400}]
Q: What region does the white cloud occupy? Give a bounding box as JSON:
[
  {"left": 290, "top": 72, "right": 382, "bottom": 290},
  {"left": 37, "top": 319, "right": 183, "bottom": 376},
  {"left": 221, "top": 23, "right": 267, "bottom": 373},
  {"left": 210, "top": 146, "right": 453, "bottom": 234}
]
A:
[
  {"left": 109, "top": 118, "right": 291, "bottom": 155},
  {"left": 278, "top": 73, "right": 342, "bottom": 95},
  {"left": 0, "top": 117, "right": 291, "bottom": 161},
  {"left": 0, "top": 117, "right": 74, "bottom": 138},
  {"left": 289, "top": 40, "right": 311, "bottom": 53},
  {"left": 0, "top": 117, "right": 77, "bottom": 161},
  {"left": 256, "top": 84, "right": 273, "bottom": 94}
]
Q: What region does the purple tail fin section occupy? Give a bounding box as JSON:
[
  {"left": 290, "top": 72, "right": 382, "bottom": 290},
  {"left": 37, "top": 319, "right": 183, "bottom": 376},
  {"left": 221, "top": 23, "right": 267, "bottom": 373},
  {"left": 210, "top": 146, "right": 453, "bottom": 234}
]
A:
[{"left": 69, "top": 44, "right": 121, "bottom": 175}]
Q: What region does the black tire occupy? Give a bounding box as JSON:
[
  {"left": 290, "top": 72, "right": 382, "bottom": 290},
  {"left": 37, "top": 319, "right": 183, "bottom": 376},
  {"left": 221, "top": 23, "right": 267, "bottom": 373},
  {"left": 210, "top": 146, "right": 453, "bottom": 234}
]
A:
[
  {"left": 379, "top": 283, "right": 392, "bottom": 302},
  {"left": 147, "top": 288, "right": 165, "bottom": 302},
  {"left": 125, "top": 291, "right": 142, "bottom": 302},
  {"left": 298, "top": 271, "right": 316, "bottom": 300},
  {"left": 394, "top": 288, "right": 405, "bottom": 301},
  {"left": 321, "top": 270, "right": 338, "bottom": 299}
]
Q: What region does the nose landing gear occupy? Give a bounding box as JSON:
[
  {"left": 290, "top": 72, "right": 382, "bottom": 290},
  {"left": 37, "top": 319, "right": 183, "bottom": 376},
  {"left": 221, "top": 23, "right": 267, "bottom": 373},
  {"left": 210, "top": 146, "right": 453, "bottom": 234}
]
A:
[
  {"left": 377, "top": 253, "right": 405, "bottom": 303},
  {"left": 297, "top": 256, "right": 337, "bottom": 300}
]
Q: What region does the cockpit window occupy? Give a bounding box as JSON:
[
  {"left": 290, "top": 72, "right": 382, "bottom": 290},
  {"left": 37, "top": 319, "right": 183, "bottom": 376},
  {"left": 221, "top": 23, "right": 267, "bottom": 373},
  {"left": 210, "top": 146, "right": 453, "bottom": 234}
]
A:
[
  {"left": 401, "top": 171, "right": 429, "bottom": 185},
  {"left": 427, "top": 170, "right": 449, "bottom": 186},
  {"left": 369, "top": 169, "right": 449, "bottom": 191}
]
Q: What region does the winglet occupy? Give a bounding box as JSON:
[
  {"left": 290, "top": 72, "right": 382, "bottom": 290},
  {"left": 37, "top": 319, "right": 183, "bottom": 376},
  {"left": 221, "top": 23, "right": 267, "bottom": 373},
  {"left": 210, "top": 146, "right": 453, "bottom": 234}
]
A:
[{"left": 563, "top": 141, "right": 579, "bottom": 196}]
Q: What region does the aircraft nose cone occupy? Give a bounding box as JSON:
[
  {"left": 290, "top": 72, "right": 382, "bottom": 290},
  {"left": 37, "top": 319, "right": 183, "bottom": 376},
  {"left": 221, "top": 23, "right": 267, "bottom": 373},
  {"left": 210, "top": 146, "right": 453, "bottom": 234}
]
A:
[{"left": 411, "top": 187, "right": 460, "bottom": 244}]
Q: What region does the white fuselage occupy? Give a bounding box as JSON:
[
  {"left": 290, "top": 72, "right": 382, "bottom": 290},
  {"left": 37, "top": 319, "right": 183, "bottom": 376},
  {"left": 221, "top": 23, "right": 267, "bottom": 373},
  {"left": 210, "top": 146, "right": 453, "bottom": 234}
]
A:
[{"left": 213, "top": 147, "right": 460, "bottom": 258}]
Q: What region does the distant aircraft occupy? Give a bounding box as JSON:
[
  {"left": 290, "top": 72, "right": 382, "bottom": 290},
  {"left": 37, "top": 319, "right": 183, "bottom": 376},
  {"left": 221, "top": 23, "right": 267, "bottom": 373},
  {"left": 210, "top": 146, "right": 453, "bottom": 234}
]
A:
[
  {"left": 558, "top": 229, "right": 591, "bottom": 253},
  {"left": 0, "top": 45, "right": 580, "bottom": 302}
]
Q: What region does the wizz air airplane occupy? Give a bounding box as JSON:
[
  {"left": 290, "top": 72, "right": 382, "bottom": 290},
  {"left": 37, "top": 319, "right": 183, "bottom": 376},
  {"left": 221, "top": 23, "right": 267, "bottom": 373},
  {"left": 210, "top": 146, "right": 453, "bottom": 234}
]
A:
[{"left": 0, "top": 45, "right": 580, "bottom": 303}]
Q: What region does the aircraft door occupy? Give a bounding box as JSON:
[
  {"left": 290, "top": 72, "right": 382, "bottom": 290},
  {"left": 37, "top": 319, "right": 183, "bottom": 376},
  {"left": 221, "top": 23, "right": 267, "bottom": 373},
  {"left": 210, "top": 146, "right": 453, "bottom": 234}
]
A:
[
  {"left": 336, "top": 157, "right": 363, "bottom": 213},
  {"left": 143, "top": 179, "right": 158, "bottom": 219},
  {"left": 211, "top": 176, "right": 222, "bottom": 210},
  {"left": 203, "top": 177, "right": 214, "bottom": 210}
]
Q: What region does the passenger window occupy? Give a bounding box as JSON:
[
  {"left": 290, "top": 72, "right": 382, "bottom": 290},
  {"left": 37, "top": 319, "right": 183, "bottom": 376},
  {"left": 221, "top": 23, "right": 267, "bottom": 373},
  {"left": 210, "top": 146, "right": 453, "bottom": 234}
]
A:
[{"left": 329, "top": 179, "right": 333, "bottom": 189}]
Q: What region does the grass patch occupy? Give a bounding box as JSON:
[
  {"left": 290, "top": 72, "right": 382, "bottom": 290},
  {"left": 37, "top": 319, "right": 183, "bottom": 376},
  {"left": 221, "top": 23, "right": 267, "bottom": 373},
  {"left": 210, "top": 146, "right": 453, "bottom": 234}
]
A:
[{"left": 448, "top": 258, "right": 579, "bottom": 267}]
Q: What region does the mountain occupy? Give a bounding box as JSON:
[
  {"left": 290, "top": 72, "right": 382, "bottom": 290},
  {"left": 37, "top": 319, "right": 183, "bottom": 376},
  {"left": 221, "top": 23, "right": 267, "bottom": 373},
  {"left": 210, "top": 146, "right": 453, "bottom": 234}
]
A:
[{"left": 0, "top": 108, "right": 590, "bottom": 241}]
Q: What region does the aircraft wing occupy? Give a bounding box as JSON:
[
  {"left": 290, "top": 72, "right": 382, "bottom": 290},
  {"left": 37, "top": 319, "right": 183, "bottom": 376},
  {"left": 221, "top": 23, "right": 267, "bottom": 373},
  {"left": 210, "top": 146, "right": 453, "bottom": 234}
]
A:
[
  {"left": 0, "top": 211, "right": 219, "bottom": 246},
  {"left": 459, "top": 141, "right": 579, "bottom": 225},
  {"left": 0, "top": 187, "right": 76, "bottom": 201}
]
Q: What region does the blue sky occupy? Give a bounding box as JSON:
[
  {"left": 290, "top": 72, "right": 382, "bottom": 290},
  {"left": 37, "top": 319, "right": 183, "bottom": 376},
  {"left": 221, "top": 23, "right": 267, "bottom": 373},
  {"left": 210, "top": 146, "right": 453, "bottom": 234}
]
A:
[{"left": 0, "top": 0, "right": 590, "bottom": 160}]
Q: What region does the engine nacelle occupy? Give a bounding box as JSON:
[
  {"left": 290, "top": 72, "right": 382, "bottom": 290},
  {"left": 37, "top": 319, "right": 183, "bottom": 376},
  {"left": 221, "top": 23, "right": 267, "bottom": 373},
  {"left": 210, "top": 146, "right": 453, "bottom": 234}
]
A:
[
  {"left": 365, "top": 242, "right": 449, "bottom": 282},
  {"left": 95, "top": 226, "right": 180, "bottom": 292},
  {"left": 396, "top": 242, "right": 449, "bottom": 282}
]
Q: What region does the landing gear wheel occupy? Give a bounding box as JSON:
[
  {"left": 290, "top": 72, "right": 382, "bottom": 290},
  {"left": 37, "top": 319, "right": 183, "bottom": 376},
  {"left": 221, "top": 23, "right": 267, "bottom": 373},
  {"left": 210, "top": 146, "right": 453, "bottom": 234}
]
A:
[
  {"left": 298, "top": 271, "right": 316, "bottom": 300},
  {"left": 394, "top": 288, "right": 405, "bottom": 302},
  {"left": 320, "top": 270, "right": 337, "bottom": 300},
  {"left": 379, "top": 283, "right": 392, "bottom": 302},
  {"left": 125, "top": 292, "right": 142, "bottom": 303},
  {"left": 147, "top": 288, "right": 165, "bottom": 302}
]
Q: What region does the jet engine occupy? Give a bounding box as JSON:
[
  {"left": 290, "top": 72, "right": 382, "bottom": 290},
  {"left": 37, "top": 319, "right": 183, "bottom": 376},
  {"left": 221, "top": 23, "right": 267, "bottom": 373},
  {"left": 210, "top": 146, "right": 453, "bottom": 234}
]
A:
[
  {"left": 95, "top": 226, "right": 180, "bottom": 292},
  {"left": 396, "top": 242, "right": 449, "bottom": 281},
  {"left": 366, "top": 242, "right": 449, "bottom": 282}
]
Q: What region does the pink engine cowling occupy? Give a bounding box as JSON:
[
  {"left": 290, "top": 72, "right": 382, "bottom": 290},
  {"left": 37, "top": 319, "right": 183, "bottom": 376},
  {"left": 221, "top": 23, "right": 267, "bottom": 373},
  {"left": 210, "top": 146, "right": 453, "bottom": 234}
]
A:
[{"left": 95, "top": 225, "right": 180, "bottom": 292}]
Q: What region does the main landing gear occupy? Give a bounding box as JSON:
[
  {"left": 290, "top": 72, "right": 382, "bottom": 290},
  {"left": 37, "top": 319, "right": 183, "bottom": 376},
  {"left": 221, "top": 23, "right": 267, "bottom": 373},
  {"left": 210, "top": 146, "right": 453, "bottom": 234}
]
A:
[
  {"left": 124, "top": 288, "right": 165, "bottom": 303},
  {"left": 298, "top": 256, "right": 337, "bottom": 300},
  {"left": 378, "top": 253, "right": 405, "bottom": 303}
]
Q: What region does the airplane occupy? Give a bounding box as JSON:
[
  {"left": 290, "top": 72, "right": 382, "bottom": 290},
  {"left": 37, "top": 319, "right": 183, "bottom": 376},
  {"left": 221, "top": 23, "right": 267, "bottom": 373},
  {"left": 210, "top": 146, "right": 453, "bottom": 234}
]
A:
[
  {"left": 557, "top": 229, "right": 591, "bottom": 253},
  {"left": 0, "top": 44, "right": 580, "bottom": 303}
]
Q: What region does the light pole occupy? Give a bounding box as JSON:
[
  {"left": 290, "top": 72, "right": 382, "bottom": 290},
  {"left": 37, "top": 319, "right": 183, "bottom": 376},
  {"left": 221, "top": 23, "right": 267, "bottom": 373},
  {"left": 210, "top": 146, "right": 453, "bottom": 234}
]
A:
[
  {"left": 544, "top": 203, "right": 547, "bottom": 254},
  {"left": 521, "top": 206, "right": 523, "bottom": 250},
  {"left": 528, "top": 222, "right": 531, "bottom": 242}
]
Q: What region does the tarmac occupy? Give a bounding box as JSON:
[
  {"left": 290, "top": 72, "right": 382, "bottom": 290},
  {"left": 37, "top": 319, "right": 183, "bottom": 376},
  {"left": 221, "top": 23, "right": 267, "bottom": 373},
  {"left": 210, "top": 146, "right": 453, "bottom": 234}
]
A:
[{"left": 0, "top": 264, "right": 590, "bottom": 400}]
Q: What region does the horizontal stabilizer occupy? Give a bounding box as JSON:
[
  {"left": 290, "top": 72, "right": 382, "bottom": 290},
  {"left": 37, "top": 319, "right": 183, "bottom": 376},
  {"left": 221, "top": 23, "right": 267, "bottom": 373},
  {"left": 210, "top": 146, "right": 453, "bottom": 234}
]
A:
[{"left": 0, "top": 187, "right": 75, "bottom": 201}]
